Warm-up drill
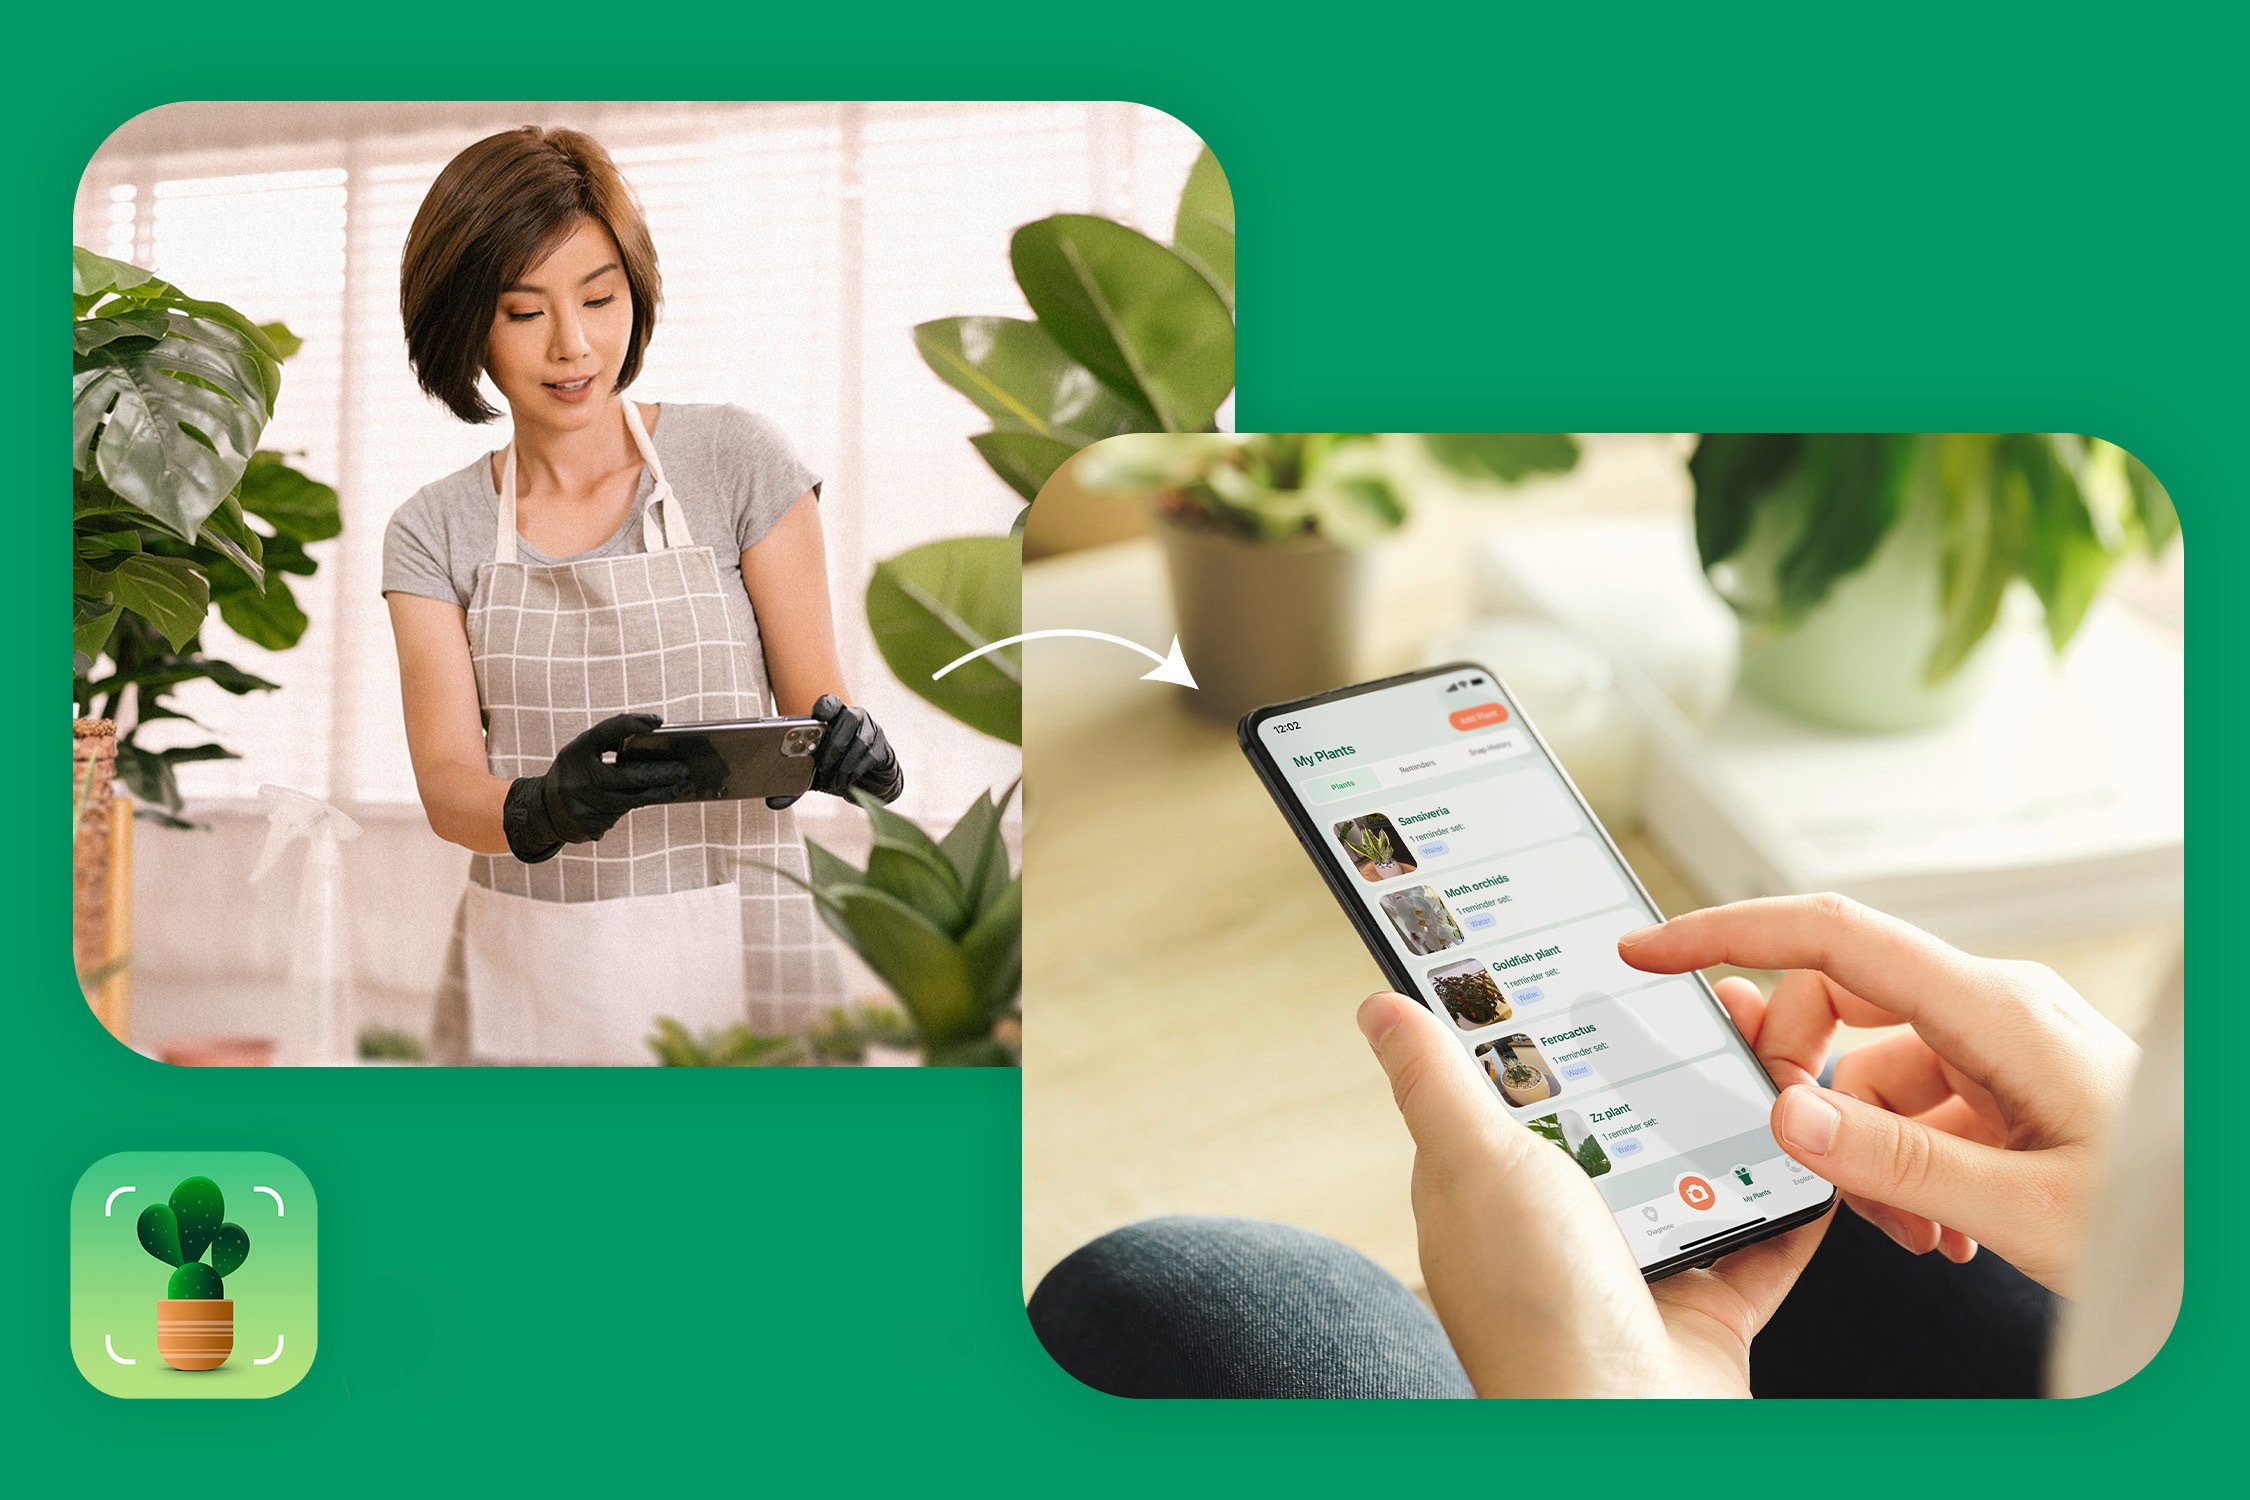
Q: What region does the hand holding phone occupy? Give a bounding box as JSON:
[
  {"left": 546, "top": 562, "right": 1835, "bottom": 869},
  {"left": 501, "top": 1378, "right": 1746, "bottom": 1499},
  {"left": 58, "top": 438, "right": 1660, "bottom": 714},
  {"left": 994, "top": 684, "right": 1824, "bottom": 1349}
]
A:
[
  {"left": 1239, "top": 663, "right": 1837, "bottom": 1279},
  {"left": 1356, "top": 983, "right": 1827, "bottom": 1396}
]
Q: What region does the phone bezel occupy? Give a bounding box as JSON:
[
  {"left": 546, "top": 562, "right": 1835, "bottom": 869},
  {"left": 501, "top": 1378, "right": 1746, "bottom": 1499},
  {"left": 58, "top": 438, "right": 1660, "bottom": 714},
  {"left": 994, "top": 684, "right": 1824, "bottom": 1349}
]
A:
[{"left": 1237, "top": 661, "right": 1838, "bottom": 1281}]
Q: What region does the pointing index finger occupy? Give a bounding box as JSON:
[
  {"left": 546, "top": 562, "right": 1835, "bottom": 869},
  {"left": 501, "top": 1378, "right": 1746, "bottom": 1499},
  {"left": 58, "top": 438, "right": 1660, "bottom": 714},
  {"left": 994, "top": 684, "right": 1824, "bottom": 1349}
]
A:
[{"left": 1617, "top": 894, "right": 2012, "bottom": 1092}]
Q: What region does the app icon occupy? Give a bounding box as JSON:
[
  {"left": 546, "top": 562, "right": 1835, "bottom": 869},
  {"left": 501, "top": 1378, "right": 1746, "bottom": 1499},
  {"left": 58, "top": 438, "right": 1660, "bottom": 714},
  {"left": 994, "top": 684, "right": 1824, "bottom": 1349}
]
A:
[
  {"left": 1676, "top": 1174, "right": 1717, "bottom": 1211},
  {"left": 71, "top": 1152, "right": 317, "bottom": 1398},
  {"left": 1732, "top": 1164, "right": 1754, "bottom": 1186}
]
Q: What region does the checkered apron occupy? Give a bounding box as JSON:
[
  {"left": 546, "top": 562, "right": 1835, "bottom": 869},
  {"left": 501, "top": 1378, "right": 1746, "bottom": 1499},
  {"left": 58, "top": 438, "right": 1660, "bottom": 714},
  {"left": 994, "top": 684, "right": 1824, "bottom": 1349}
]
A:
[{"left": 430, "top": 400, "right": 839, "bottom": 1063}]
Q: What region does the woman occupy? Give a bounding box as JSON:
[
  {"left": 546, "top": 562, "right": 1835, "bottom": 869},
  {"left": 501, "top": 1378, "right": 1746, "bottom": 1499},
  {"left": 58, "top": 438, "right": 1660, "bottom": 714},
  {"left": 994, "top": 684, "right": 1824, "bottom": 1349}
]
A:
[{"left": 381, "top": 126, "right": 901, "bottom": 1063}]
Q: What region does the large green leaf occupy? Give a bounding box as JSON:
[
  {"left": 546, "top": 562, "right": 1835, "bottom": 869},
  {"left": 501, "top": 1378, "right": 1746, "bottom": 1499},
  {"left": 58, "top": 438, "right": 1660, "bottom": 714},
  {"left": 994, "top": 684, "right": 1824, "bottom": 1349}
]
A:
[
  {"left": 1690, "top": 434, "right": 1807, "bottom": 570},
  {"left": 214, "top": 571, "right": 309, "bottom": 650},
  {"left": 82, "top": 654, "right": 280, "bottom": 698},
  {"left": 197, "top": 495, "right": 266, "bottom": 588},
  {"left": 959, "top": 876, "right": 1022, "bottom": 1017},
  {"left": 74, "top": 247, "right": 157, "bottom": 311},
  {"left": 2121, "top": 449, "right": 2179, "bottom": 550},
  {"left": 2011, "top": 434, "right": 2114, "bottom": 655},
  {"left": 236, "top": 450, "right": 342, "bottom": 543},
  {"left": 858, "top": 787, "right": 971, "bottom": 931},
  {"left": 75, "top": 312, "right": 271, "bottom": 540},
  {"left": 1304, "top": 476, "right": 1407, "bottom": 547},
  {"left": 73, "top": 307, "right": 168, "bottom": 353},
  {"left": 73, "top": 601, "right": 122, "bottom": 662},
  {"left": 865, "top": 536, "right": 1022, "bottom": 745},
  {"left": 968, "top": 430, "right": 1077, "bottom": 504},
  {"left": 103, "top": 554, "right": 210, "bottom": 650},
  {"left": 914, "top": 316, "right": 1158, "bottom": 447},
  {"left": 1171, "top": 146, "right": 1235, "bottom": 310},
  {"left": 935, "top": 786, "right": 1009, "bottom": 910},
  {"left": 1773, "top": 435, "right": 1912, "bottom": 619},
  {"left": 866, "top": 836, "right": 970, "bottom": 935},
  {"left": 1009, "top": 215, "right": 1234, "bottom": 432},
  {"left": 817, "top": 886, "right": 980, "bottom": 1044},
  {"left": 1928, "top": 434, "right": 2015, "bottom": 682},
  {"left": 1421, "top": 433, "right": 1580, "bottom": 485}
]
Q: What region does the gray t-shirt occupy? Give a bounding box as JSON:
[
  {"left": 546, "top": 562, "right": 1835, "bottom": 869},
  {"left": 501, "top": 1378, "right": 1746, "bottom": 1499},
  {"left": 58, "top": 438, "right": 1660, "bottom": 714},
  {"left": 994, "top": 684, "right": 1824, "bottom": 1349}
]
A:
[{"left": 381, "top": 402, "right": 820, "bottom": 611}]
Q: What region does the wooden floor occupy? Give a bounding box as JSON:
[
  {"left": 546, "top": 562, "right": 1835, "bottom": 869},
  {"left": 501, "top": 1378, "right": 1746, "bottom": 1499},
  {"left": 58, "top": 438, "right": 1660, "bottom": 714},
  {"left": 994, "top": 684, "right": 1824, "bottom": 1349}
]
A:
[{"left": 1022, "top": 525, "right": 2180, "bottom": 1297}]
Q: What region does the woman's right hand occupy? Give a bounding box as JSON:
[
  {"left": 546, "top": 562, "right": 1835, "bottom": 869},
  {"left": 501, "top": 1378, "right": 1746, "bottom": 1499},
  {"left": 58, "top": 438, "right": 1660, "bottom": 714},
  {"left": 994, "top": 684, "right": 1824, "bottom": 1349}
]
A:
[
  {"left": 502, "top": 713, "right": 695, "bottom": 862},
  {"left": 1619, "top": 894, "right": 2134, "bottom": 1296}
]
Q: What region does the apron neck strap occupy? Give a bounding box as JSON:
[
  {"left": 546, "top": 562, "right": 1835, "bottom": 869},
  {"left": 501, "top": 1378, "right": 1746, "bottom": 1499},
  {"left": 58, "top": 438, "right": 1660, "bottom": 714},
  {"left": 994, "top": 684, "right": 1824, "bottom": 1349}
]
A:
[{"left": 495, "top": 399, "right": 694, "bottom": 566}]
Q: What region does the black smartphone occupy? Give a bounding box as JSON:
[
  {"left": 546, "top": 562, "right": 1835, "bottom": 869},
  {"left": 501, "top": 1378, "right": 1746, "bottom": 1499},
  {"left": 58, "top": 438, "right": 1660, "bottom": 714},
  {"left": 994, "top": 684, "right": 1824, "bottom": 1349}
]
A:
[
  {"left": 1239, "top": 662, "right": 1836, "bottom": 1279},
  {"left": 617, "top": 717, "right": 824, "bottom": 803}
]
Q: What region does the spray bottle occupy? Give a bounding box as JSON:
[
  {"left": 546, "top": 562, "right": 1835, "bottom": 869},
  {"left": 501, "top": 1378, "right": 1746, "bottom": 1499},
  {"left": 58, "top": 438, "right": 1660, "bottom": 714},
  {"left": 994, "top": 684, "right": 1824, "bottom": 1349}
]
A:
[{"left": 251, "top": 785, "right": 363, "bottom": 1064}]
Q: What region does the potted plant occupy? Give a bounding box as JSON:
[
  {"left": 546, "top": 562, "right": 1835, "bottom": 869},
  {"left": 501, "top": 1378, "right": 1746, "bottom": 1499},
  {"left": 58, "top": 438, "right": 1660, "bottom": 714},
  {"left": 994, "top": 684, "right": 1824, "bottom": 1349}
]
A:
[
  {"left": 644, "top": 1019, "right": 808, "bottom": 1067},
  {"left": 1690, "top": 434, "right": 2177, "bottom": 730},
  {"left": 134, "top": 1175, "right": 250, "bottom": 1371},
  {"left": 1076, "top": 432, "right": 1579, "bottom": 719},
  {"left": 805, "top": 1001, "right": 923, "bottom": 1066},
  {"left": 1338, "top": 818, "right": 1402, "bottom": 878},
  {"left": 771, "top": 784, "right": 1021, "bottom": 1066},
  {"left": 72, "top": 248, "right": 341, "bottom": 996}
]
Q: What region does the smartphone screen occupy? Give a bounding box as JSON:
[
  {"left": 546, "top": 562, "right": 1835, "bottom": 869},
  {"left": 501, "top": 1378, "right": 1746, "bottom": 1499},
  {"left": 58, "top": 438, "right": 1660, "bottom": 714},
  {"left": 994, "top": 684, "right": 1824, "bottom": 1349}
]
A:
[{"left": 1240, "top": 663, "right": 1835, "bottom": 1277}]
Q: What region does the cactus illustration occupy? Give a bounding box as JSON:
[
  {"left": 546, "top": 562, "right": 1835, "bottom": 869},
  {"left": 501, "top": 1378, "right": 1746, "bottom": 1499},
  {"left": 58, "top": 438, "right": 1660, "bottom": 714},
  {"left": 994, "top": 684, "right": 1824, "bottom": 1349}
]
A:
[{"left": 136, "top": 1176, "right": 248, "bottom": 1299}]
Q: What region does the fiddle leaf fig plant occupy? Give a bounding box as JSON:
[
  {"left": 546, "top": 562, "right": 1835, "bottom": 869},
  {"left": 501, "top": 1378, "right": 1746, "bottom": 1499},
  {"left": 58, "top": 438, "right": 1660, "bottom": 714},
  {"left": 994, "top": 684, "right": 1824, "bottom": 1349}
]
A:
[
  {"left": 73, "top": 248, "right": 343, "bottom": 822},
  {"left": 914, "top": 145, "right": 1237, "bottom": 514},
  {"left": 1690, "top": 434, "right": 2179, "bottom": 682}
]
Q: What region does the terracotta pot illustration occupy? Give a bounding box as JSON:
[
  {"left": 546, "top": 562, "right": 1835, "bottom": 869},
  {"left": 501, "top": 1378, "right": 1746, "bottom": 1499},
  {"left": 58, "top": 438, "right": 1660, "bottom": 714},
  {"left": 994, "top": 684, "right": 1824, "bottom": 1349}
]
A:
[{"left": 157, "top": 1298, "right": 234, "bottom": 1371}]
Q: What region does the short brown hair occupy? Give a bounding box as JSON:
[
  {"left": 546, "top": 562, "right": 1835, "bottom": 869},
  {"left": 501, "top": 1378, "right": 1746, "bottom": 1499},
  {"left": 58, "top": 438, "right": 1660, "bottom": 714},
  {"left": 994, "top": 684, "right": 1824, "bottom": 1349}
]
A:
[{"left": 399, "top": 127, "right": 662, "bottom": 423}]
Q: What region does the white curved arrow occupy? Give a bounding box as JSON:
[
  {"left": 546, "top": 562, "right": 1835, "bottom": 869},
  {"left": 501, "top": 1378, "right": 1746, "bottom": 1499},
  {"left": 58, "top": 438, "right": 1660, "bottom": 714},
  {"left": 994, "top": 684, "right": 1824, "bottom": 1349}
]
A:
[{"left": 932, "top": 630, "right": 1195, "bottom": 688}]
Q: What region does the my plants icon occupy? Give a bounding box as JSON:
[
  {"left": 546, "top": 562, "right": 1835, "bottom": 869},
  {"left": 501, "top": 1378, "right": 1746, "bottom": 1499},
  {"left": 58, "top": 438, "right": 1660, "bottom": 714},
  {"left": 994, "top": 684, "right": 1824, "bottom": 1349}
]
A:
[
  {"left": 71, "top": 1152, "right": 317, "bottom": 1399},
  {"left": 136, "top": 1176, "right": 251, "bottom": 1370}
]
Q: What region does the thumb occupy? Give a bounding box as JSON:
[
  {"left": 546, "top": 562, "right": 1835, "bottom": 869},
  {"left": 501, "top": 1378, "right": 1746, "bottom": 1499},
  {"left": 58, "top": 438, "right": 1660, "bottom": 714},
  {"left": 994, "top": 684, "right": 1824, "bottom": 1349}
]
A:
[
  {"left": 1357, "top": 992, "right": 1527, "bottom": 1180},
  {"left": 1771, "top": 1083, "right": 2030, "bottom": 1252}
]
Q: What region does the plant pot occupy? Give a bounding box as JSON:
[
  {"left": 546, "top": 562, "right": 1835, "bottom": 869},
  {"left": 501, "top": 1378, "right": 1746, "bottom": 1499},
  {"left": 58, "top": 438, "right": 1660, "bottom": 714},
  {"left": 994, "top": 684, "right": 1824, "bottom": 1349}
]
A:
[
  {"left": 1372, "top": 860, "right": 1403, "bottom": 879},
  {"left": 72, "top": 718, "right": 117, "bottom": 979},
  {"left": 158, "top": 1036, "right": 277, "bottom": 1067},
  {"left": 1729, "top": 455, "right": 2000, "bottom": 732},
  {"left": 157, "top": 1298, "right": 233, "bottom": 1371},
  {"left": 1156, "top": 510, "right": 1376, "bottom": 722}
]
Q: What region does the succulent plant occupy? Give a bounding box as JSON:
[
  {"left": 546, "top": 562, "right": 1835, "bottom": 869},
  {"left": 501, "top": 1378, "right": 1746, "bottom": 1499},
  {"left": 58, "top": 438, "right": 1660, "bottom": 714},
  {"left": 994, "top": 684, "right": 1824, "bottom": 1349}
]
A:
[
  {"left": 770, "top": 784, "right": 1021, "bottom": 1066},
  {"left": 136, "top": 1175, "right": 248, "bottom": 1300}
]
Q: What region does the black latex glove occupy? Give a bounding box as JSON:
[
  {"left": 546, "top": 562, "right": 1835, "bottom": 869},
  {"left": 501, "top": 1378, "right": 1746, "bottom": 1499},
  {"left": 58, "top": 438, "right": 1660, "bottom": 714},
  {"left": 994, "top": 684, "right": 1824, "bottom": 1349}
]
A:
[
  {"left": 502, "top": 712, "right": 696, "bottom": 863},
  {"left": 766, "top": 694, "right": 904, "bottom": 810}
]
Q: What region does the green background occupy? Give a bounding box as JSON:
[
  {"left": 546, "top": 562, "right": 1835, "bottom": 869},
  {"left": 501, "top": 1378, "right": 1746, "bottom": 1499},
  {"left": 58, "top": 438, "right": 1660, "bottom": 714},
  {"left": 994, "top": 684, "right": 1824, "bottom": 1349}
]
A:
[
  {"left": 14, "top": 0, "right": 2226, "bottom": 1486},
  {"left": 70, "top": 1153, "right": 318, "bottom": 1398}
]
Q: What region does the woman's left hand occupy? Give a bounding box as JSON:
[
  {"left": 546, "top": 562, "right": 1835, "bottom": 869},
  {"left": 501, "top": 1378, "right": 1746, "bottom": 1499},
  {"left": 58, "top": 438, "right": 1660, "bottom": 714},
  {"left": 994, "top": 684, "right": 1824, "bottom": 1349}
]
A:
[
  {"left": 768, "top": 693, "right": 904, "bottom": 809},
  {"left": 1358, "top": 982, "right": 1830, "bottom": 1398}
]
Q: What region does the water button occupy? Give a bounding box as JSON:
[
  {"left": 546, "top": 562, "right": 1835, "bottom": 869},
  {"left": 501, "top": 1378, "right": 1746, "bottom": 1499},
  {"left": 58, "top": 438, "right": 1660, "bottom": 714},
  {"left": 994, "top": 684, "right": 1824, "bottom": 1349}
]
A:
[
  {"left": 1611, "top": 1138, "right": 1644, "bottom": 1158},
  {"left": 1511, "top": 986, "right": 1544, "bottom": 1004},
  {"left": 1561, "top": 1063, "right": 1594, "bottom": 1082},
  {"left": 1415, "top": 840, "right": 1450, "bottom": 860},
  {"left": 1465, "top": 913, "right": 1498, "bottom": 932}
]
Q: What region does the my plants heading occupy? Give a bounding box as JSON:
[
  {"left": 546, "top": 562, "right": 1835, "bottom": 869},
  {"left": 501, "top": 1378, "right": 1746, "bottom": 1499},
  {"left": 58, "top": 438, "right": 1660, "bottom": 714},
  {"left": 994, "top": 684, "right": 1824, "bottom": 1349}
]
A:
[{"left": 137, "top": 1177, "right": 249, "bottom": 1299}]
